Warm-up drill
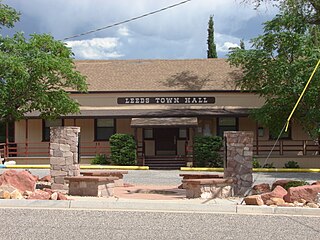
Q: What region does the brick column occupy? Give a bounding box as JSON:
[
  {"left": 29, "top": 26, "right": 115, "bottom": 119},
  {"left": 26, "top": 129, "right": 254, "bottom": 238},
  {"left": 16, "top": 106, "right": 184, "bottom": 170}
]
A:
[
  {"left": 224, "top": 131, "right": 253, "bottom": 196},
  {"left": 50, "top": 126, "right": 80, "bottom": 192}
]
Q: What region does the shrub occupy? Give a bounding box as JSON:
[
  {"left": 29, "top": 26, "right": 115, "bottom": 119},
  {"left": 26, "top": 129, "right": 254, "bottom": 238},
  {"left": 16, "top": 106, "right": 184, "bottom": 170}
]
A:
[
  {"left": 110, "top": 133, "right": 136, "bottom": 166},
  {"left": 91, "top": 154, "right": 110, "bottom": 165},
  {"left": 252, "top": 158, "right": 261, "bottom": 168},
  {"left": 284, "top": 160, "right": 300, "bottom": 168},
  {"left": 263, "top": 162, "right": 275, "bottom": 168},
  {"left": 284, "top": 180, "right": 309, "bottom": 190},
  {"left": 193, "top": 136, "right": 223, "bottom": 167}
]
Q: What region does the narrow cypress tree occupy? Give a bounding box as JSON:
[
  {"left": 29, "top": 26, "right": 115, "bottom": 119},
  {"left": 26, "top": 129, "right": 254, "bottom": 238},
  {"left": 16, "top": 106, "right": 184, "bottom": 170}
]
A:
[
  {"left": 240, "top": 39, "right": 245, "bottom": 50},
  {"left": 207, "top": 15, "right": 218, "bottom": 58}
]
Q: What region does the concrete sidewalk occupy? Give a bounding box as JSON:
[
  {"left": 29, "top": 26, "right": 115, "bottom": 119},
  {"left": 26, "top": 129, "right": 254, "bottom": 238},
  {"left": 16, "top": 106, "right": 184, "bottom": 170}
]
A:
[
  {"left": 1, "top": 197, "right": 320, "bottom": 216},
  {"left": 0, "top": 169, "right": 320, "bottom": 216}
]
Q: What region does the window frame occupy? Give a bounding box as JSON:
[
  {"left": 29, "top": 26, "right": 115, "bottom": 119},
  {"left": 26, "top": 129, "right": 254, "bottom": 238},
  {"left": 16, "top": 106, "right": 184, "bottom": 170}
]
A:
[
  {"left": 42, "top": 119, "right": 64, "bottom": 142},
  {"left": 216, "top": 117, "right": 239, "bottom": 137},
  {"left": 94, "top": 118, "right": 116, "bottom": 141},
  {"left": 178, "top": 127, "right": 188, "bottom": 140},
  {"left": 143, "top": 128, "right": 154, "bottom": 140}
]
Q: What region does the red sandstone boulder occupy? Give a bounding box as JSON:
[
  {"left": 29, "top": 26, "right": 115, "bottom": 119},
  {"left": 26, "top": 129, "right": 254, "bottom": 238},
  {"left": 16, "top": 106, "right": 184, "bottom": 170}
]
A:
[
  {"left": 0, "top": 170, "right": 37, "bottom": 193},
  {"left": 57, "top": 192, "right": 68, "bottom": 200},
  {"left": 252, "top": 183, "right": 271, "bottom": 194},
  {"left": 271, "top": 180, "right": 291, "bottom": 190},
  {"left": 27, "top": 189, "right": 51, "bottom": 200},
  {"left": 244, "top": 195, "right": 264, "bottom": 205},
  {"left": 39, "top": 175, "right": 52, "bottom": 182},
  {"left": 284, "top": 185, "right": 320, "bottom": 203},
  {"left": 261, "top": 185, "right": 287, "bottom": 203}
]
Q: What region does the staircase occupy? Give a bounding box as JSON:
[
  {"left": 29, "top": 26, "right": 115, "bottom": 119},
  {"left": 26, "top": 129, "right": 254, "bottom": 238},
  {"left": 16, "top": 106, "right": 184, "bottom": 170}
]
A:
[{"left": 144, "top": 155, "right": 186, "bottom": 170}]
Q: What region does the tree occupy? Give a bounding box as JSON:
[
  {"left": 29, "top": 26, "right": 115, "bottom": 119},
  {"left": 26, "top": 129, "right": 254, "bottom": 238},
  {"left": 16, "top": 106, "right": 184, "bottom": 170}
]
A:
[
  {"left": 240, "top": 39, "right": 245, "bottom": 50},
  {"left": 0, "top": 2, "right": 87, "bottom": 124},
  {"left": 207, "top": 15, "right": 218, "bottom": 58},
  {"left": 243, "top": 0, "right": 320, "bottom": 25},
  {"left": 228, "top": 4, "right": 320, "bottom": 139}
]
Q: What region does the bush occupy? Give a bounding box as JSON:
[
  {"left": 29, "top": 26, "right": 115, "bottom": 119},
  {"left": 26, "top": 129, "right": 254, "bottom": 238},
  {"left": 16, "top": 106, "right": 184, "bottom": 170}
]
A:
[
  {"left": 253, "top": 158, "right": 261, "bottom": 168},
  {"left": 263, "top": 163, "right": 275, "bottom": 168},
  {"left": 193, "top": 136, "right": 223, "bottom": 167},
  {"left": 91, "top": 154, "right": 110, "bottom": 165},
  {"left": 110, "top": 133, "right": 136, "bottom": 166},
  {"left": 284, "top": 160, "right": 300, "bottom": 168},
  {"left": 284, "top": 180, "right": 309, "bottom": 190}
]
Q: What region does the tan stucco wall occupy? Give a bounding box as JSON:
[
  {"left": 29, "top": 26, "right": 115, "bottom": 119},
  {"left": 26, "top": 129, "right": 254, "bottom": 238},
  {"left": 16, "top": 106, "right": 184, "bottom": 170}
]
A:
[
  {"left": 74, "top": 119, "right": 94, "bottom": 143},
  {"left": 116, "top": 118, "right": 134, "bottom": 135}
]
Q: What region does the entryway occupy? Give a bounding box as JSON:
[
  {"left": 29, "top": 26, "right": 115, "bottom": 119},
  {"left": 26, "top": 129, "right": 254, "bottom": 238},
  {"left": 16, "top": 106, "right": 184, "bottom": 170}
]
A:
[{"left": 154, "top": 128, "right": 178, "bottom": 156}]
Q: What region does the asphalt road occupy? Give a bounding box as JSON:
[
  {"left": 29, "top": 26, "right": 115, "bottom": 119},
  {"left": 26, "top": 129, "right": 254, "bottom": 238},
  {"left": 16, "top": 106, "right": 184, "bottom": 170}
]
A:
[{"left": 1, "top": 208, "right": 320, "bottom": 240}]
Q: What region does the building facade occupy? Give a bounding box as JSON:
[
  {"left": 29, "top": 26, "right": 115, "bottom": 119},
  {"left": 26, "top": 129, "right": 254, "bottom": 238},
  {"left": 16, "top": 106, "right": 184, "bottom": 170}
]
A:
[{"left": 1, "top": 59, "right": 319, "bottom": 168}]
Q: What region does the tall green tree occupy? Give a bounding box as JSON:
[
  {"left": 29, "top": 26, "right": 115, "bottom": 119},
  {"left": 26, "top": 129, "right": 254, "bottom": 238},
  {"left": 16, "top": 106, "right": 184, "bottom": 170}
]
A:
[
  {"left": 0, "top": 1, "right": 87, "bottom": 124},
  {"left": 228, "top": 3, "right": 320, "bottom": 139},
  {"left": 243, "top": 0, "right": 320, "bottom": 25},
  {"left": 207, "top": 15, "right": 218, "bottom": 58},
  {"left": 240, "top": 39, "right": 245, "bottom": 49}
]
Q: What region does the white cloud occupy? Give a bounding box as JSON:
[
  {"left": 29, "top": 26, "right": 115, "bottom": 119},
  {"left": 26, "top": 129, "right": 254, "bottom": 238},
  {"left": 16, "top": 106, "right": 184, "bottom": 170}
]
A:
[
  {"left": 5, "top": 0, "right": 277, "bottom": 59},
  {"left": 217, "top": 42, "right": 240, "bottom": 53},
  {"left": 65, "top": 38, "right": 124, "bottom": 59},
  {"left": 117, "top": 26, "right": 130, "bottom": 36}
]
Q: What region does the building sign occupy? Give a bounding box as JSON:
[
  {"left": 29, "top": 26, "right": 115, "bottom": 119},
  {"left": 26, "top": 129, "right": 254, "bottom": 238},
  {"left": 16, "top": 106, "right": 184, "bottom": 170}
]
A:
[{"left": 117, "top": 97, "right": 215, "bottom": 104}]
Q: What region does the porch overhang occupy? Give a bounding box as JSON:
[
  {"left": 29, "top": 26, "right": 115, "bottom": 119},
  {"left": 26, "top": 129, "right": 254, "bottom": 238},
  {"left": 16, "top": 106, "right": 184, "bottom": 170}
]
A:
[
  {"left": 130, "top": 117, "right": 198, "bottom": 128},
  {"left": 24, "top": 106, "right": 252, "bottom": 118}
]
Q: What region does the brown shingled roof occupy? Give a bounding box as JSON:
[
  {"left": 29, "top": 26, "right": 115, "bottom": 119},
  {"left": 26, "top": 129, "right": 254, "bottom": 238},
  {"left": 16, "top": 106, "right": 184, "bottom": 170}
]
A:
[{"left": 74, "top": 59, "right": 241, "bottom": 92}]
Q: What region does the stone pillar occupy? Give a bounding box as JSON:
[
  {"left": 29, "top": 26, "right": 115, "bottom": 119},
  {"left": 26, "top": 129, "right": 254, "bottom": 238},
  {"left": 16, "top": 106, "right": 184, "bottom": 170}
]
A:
[
  {"left": 50, "top": 126, "right": 80, "bottom": 192},
  {"left": 224, "top": 131, "right": 253, "bottom": 196}
]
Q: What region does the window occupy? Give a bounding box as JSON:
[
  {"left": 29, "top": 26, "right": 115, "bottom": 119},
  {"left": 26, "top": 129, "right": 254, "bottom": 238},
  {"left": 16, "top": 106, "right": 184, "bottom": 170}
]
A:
[
  {"left": 95, "top": 119, "right": 115, "bottom": 141},
  {"left": 143, "top": 128, "right": 154, "bottom": 139},
  {"left": 0, "top": 121, "right": 14, "bottom": 142},
  {"left": 178, "top": 128, "right": 187, "bottom": 139},
  {"left": 43, "top": 119, "right": 63, "bottom": 141},
  {"left": 217, "top": 117, "right": 238, "bottom": 137}
]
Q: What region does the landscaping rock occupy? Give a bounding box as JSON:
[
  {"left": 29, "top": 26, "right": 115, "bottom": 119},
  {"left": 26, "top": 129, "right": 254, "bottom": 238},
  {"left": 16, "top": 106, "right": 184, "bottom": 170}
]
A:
[
  {"left": 57, "top": 192, "right": 68, "bottom": 200},
  {"left": 0, "top": 170, "right": 37, "bottom": 193},
  {"left": 252, "top": 183, "right": 271, "bottom": 194},
  {"left": 271, "top": 180, "right": 291, "bottom": 190},
  {"left": 261, "top": 185, "right": 287, "bottom": 203},
  {"left": 0, "top": 190, "right": 11, "bottom": 199},
  {"left": 311, "top": 181, "right": 320, "bottom": 185},
  {"left": 27, "top": 189, "right": 51, "bottom": 200},
  {"left": 39, "top": 175, "right": 52, "bottom": 182},
  {"left": 284, "top": 185, "right": 320, "bottom": 203},
  {"left": 306, "top": 202, "right": 319, "bottom": 208},
  {"left": 10, "top": 189, "right": 24, "bottom": 199},
  {"left": 269, "top": 197, "right": 286, "bottom": 206},
  {"left": 50, "top": 192, "right": 58, "bottom": 200},
  {"left": 0, "top": 185, "right": 16, "bottom": 193},
  {"left": 244, "top": 195, "right": 264, "bottom": 205}
]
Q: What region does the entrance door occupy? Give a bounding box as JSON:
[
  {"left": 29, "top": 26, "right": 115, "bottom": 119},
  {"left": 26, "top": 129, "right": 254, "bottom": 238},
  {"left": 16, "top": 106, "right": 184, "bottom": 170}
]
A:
[{"left": 154, "top": 128, "right": 178, "bottom": 155}]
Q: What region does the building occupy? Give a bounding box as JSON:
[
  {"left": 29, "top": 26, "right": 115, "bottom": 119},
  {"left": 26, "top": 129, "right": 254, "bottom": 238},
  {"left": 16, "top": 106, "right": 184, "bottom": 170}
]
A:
[{"left": 1, "top": 59, "right": 319, "bottom": 168}]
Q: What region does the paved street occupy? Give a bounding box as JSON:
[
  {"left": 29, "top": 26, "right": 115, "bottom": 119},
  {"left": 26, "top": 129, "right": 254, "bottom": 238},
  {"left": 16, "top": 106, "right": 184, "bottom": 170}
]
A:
[{"left": 0, "top": 208, "right": 320, "bottom": 240}]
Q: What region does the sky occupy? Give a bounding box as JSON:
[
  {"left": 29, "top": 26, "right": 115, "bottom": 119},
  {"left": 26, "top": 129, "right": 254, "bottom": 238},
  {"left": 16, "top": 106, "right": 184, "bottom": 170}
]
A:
[{"left": 2, "top": 0, "right": 277, "bottom": 60}]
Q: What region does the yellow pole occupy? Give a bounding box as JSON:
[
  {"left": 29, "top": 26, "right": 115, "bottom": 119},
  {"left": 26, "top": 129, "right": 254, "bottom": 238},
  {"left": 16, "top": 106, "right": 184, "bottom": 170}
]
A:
[{"left": 285, "top": 59, "right": 320, "bottom": 132}]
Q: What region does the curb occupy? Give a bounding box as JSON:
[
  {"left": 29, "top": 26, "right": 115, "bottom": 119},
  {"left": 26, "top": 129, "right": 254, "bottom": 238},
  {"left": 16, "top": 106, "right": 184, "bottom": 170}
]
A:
[
  {"left": 0, "top": 199, "right": 320, "bottom": 216},
  {"left": 180, "top": 167, "right": 320, "bottom": 173},
  {"left": 1, "top": 165, "right": 149, "bottom": 170}
]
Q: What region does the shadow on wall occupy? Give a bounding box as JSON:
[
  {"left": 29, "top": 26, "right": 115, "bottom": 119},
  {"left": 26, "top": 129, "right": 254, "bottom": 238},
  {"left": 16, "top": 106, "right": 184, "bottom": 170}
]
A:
[{"left": 162, "top": 71, "right": 211, "bottom": 90}]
